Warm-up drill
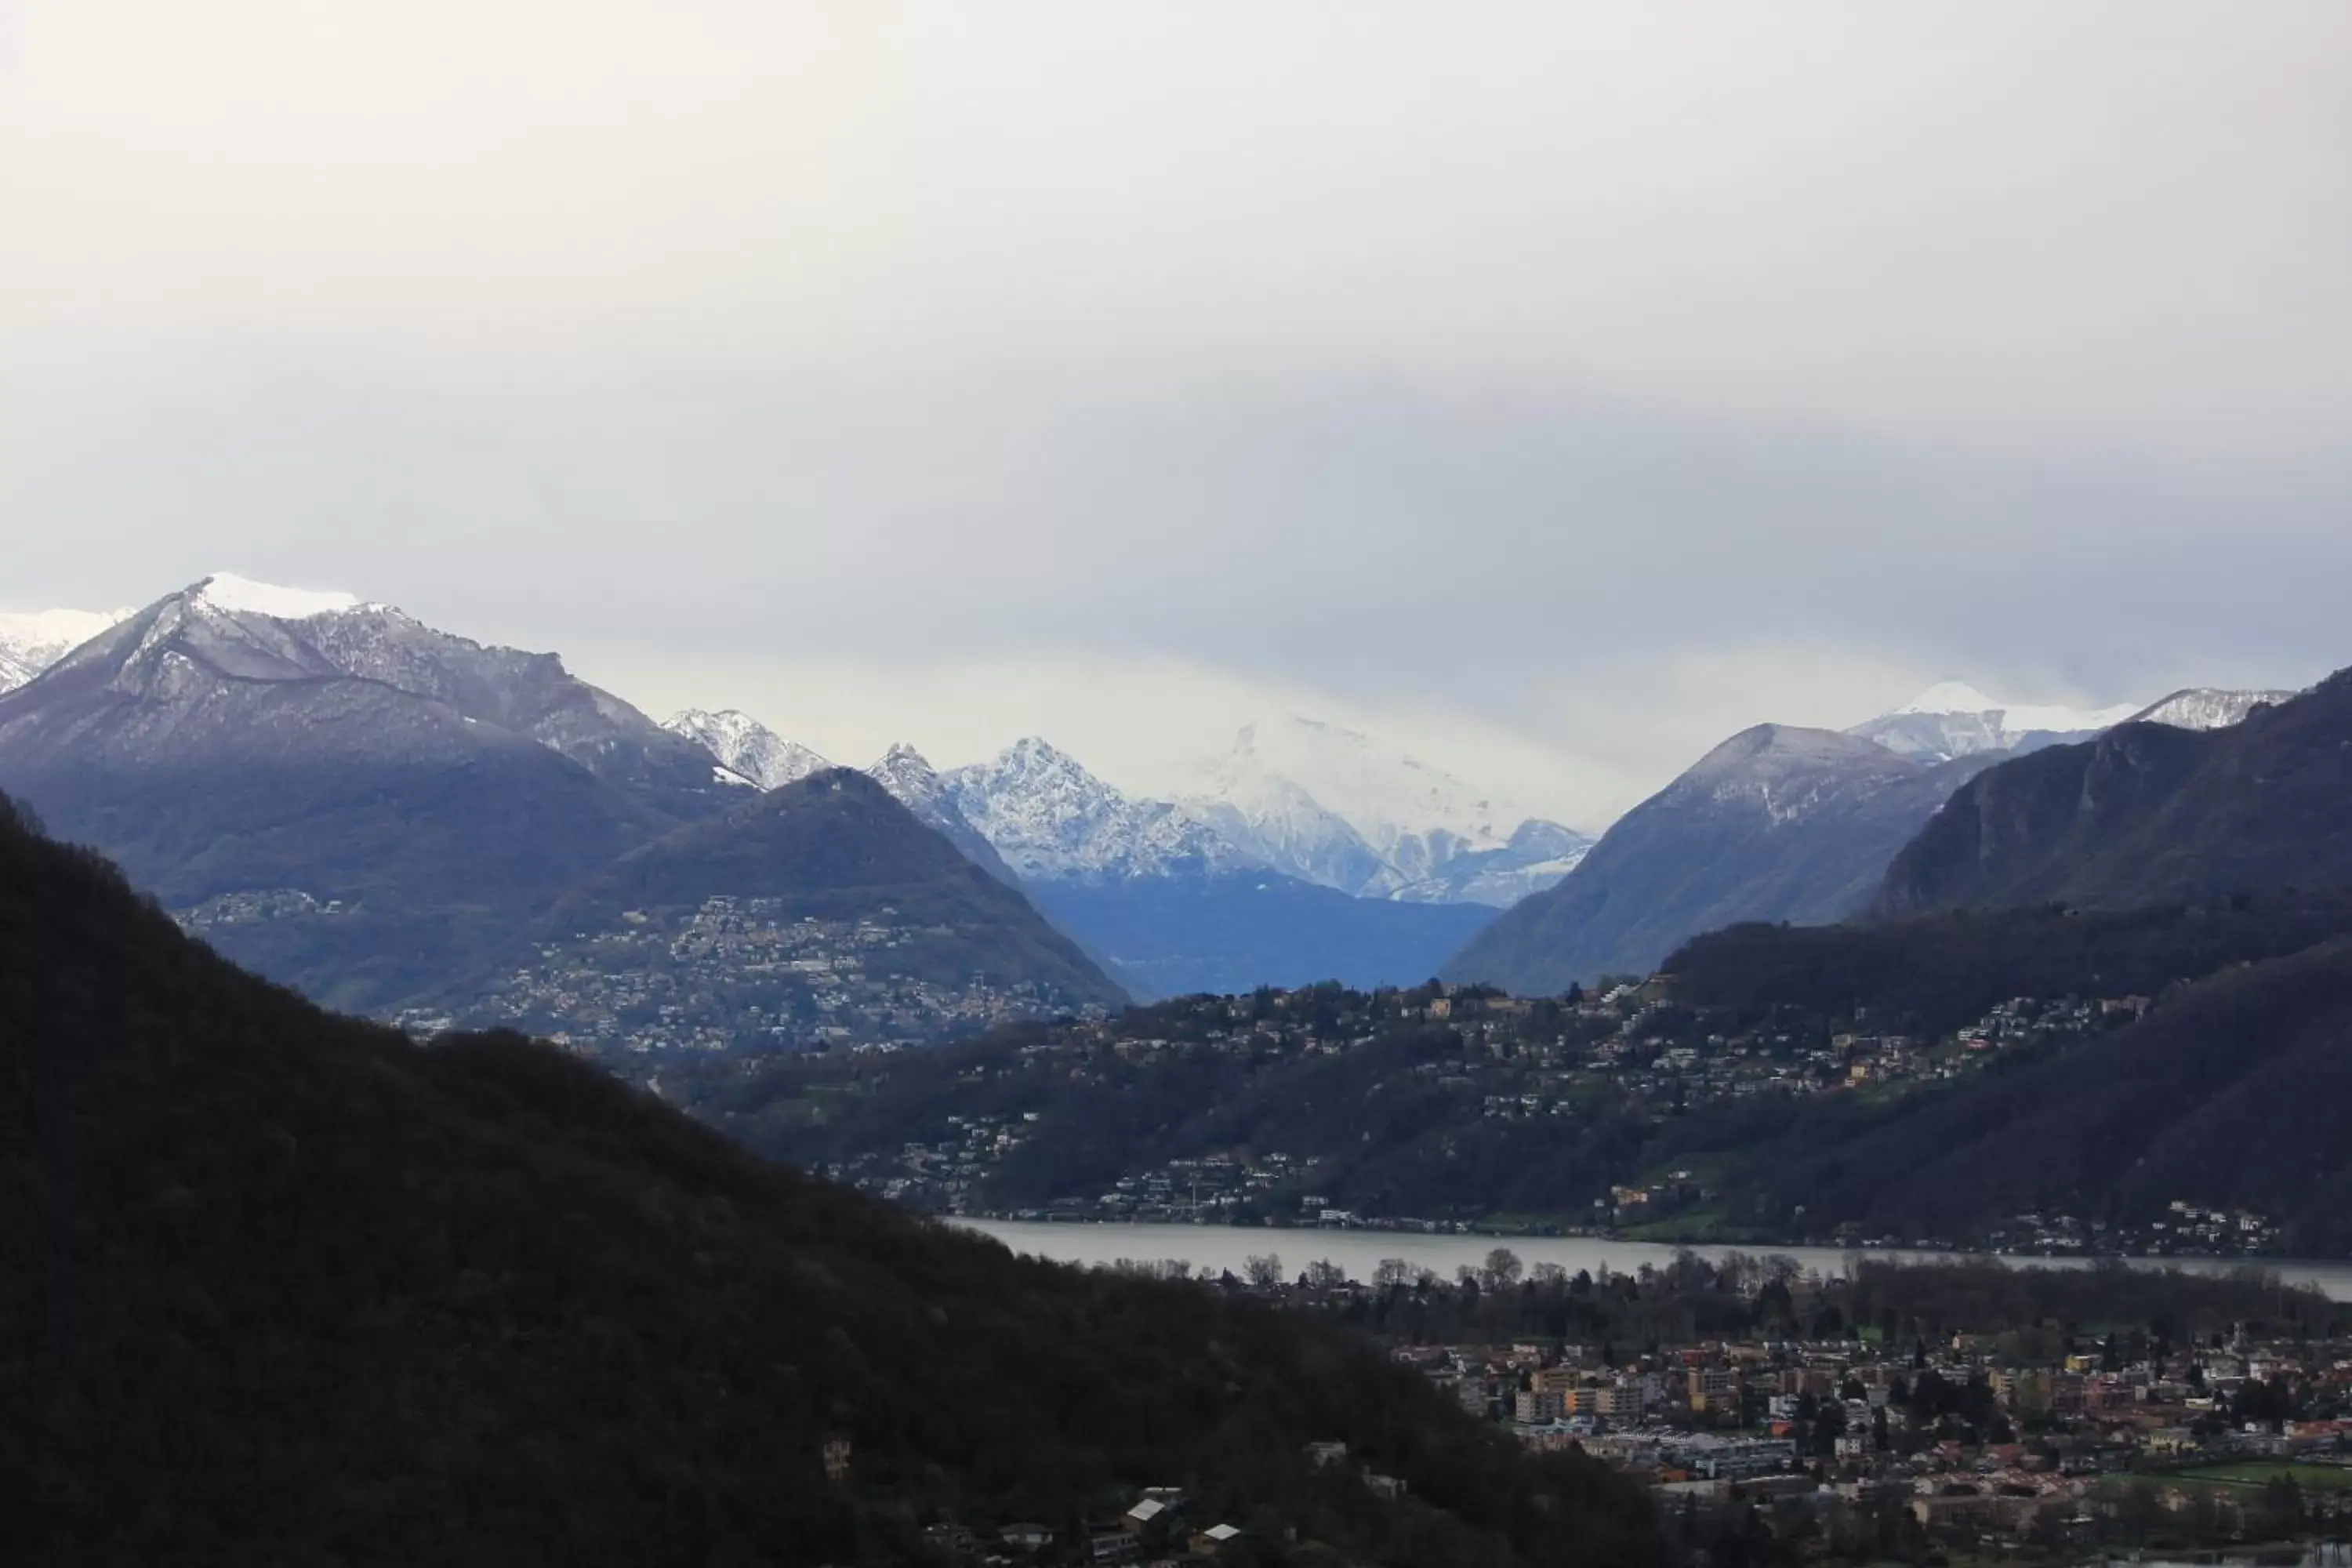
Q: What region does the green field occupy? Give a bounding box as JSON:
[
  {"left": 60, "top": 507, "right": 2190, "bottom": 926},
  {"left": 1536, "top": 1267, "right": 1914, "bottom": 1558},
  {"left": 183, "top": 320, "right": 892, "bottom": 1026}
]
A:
[{"left": 2172, "top": 1461, "right": 2352, "bottom": 1491}]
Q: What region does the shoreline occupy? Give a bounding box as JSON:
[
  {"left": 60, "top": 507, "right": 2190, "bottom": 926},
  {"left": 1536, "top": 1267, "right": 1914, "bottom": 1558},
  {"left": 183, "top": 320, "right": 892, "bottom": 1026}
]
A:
[{"left": 950, "top": 1217, "right": 2352, "bottom": 1301}]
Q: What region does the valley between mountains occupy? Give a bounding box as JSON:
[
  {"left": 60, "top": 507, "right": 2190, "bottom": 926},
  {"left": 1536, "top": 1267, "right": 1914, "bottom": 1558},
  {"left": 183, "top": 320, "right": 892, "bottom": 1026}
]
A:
[{"left": 2, "top": 572, "right": 2343, "bottom": 1263}]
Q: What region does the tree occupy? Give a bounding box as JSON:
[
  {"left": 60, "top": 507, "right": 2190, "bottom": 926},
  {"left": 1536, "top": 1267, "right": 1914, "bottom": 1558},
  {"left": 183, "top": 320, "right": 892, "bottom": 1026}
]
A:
[
  {"left": 1243, "top": 1253, "right": 1283, "bottom": 1290},
  {"left": 1483, "top": 1248, "right": 1526, "bottom": 1291}
]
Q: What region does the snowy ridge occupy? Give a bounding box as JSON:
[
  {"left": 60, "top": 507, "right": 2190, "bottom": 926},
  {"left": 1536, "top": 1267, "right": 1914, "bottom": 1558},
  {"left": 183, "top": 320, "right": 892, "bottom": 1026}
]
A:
[
  {"left": 9, "top": 574, "right": 725, "bottom": 801},
  {"left": 863, "top": 742, "right": 1047, "bottom": 886},
  {"left": 1177, "top": 716, "right": 1591, "bottom": 905},
  {"left": 663, "top": 708, "right": 833, "bottom": 790},
  {"left": 1851, "top": 681, "right": 2145, "bottom": 760},
  {"left": 943, "top": 738, "right": 1254, "bottom": 884},
  {"left": 0, "top": 605, "right": 133, "bottom": 692},
  {"left": 191, "top": 572, "right": 362, "bottom": 620},
  {"left": 2128, "top": 688, "right": 2299, "bottom": 732}
]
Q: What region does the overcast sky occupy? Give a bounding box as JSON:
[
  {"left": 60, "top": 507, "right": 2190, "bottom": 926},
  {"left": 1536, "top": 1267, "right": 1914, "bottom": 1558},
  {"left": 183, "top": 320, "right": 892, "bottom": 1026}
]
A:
[{"left": 3, "top": 2, "right": 2347, "bottom": 826}]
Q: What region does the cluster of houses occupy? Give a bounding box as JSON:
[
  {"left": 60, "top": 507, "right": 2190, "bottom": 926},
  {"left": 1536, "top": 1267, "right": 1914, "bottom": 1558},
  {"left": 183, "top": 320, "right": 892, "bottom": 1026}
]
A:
[
  {"left": 452, "top": 895, "right": 1076, "bottom": 1054},
  {"left": 795, "top": 980, "right": 2278, "bottom": 1254},
  {"left": 880, "top": 1453, "right": 1405, "bottom": 1566},
  {"left": 1403, "top": 1329, "right": 2352, "bottom": 1550}
]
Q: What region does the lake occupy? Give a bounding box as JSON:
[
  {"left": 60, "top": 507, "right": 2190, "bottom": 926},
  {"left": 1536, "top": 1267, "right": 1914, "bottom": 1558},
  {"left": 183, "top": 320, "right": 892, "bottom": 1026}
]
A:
[{"left": 956, "top": 1220, "right": 2352, "bottom": 1301}]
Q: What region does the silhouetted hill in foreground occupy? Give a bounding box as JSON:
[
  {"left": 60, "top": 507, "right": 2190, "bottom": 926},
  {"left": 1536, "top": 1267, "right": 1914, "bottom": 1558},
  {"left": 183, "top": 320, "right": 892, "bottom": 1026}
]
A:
[
  {"left": 1876, "top": 667, "right": 2352, "bottom": 916},
  {"left": 0, "top": 794, "right": 1657, "bottom": 1567}
]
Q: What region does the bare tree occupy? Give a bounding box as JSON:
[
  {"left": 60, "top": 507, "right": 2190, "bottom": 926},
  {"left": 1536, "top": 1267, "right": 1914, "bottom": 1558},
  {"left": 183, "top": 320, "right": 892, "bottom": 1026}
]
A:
[{"left": 1243, "top": 1253, "right": 1283, "bottom": 1290}]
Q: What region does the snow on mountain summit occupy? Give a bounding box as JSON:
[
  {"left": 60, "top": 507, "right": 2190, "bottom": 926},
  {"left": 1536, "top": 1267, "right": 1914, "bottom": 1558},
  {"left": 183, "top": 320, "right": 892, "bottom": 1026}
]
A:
[
  {"left": 2128, "top": 687, "right": 2299, "bottom": 732},
  {"left": 943, "top": 737, "right": 1250, "bottom": 883},
  {"left": 1177, "top": 715, "right": 1591, "bottom": 905},
  {"left": 1193, "top": 715, "right": 1529, "bottom": 853},
  {"left": 191, "top": 572, "right": 363, "bottom": 620},
  {"left": 1889, "top": 681, "right": 2005, "bottom": 717},
  {"left": 1884, "top": 681, "right": 2140, "bottom": 735},
  {"left": 0, "top": 605, "right": 132, "bottom": 692},
  {"left": 662, "top": 708, "right": 832, "bottom": 790},
  {"left": 1851, "top": 682, "right": 2145, "bottom": 760}
]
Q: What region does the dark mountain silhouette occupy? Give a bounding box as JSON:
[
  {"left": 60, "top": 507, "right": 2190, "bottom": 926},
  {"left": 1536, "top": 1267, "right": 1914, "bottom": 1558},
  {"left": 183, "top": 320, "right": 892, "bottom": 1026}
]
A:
[
  {"left": 1700, "top": 936, "right": 2352, "bottom": 1254},
  {"left": 0, "top": 790, "right": 1660, "bottom": 1567},
  {"left": 1876, "top": 668, "right": 2352, "bottom": 916}
]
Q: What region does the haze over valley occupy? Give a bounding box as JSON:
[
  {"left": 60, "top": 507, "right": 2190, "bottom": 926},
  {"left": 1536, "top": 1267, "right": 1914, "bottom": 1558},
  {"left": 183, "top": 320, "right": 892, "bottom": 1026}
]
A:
[{"left": 10, "top": 5, "right": 2352, "bottom": 1565}]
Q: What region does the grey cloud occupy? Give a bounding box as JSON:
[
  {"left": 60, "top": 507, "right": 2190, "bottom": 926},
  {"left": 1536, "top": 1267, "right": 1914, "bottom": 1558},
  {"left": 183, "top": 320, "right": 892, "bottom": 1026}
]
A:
[{"left": 2, "top": 2, "right": 2347, "bottom": 823}]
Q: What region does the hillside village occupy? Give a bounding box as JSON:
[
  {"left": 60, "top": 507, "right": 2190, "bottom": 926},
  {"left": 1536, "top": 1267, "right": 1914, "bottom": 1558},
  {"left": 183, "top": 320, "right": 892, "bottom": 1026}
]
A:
[
  {"left": 703, "top": 978, "right": 2272, "bottom": 1257},
  {"left": 401, "top": 895, "right": 1098, "bottom": 1050}
]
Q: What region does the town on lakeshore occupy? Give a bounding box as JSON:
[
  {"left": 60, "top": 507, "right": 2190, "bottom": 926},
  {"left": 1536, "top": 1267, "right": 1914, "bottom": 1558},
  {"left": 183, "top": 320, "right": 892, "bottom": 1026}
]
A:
[
  {"left": 906, "top": 1250, "right": 2352, "bottom": 1564},
  {"left": 658, "top": 978, "right": 2296, "bottom": 1261}
]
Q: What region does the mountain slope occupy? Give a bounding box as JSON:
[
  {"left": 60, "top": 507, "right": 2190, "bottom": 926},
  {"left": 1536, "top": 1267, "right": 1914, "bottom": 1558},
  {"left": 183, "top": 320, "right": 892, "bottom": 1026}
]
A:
[
  {"left": 528, "top": 768, "right": 1124, "bottom": 1009},
  {"left": 0, "top": 576, "right": 729, "bottom": 1007},
  {"left": 945, "top": 738, "right": 1499, "bottom": 994},
  {"left": 0, "top": 604, "right": 128, "bottom": 691},
  {"left": 0, "top": 573, "right": 739, "bottom": 1006},
  {"left": 1445, "top": 725, "right": 1987, "bottom": 993},
  {"left": 1875, "top": 668, "right": 2352, "bottom": 916},
  {"left": 2128, "top": 686, "right": 2299, "bottom": 731},
  {"left": 663, "top": 706, "right": 831, "bottom": 789},
  {"left": 1847, "top": 681, "right": 2141, "bottom": 761},
  {"left": 0, "top": 792, "right": 1661, "bottom": 1567},
  {"left": 866, "top": 742, "right": 1022, "bottom": 884},
  {"left": 1180, "top": 716, "right": 1592, "bottom": 904},
  {"left": 1707, "top": 936, "right": 2352, "bottom": 1254},
  {"left": 946, "top": 737, "right": 1251, "bottom": 882}
]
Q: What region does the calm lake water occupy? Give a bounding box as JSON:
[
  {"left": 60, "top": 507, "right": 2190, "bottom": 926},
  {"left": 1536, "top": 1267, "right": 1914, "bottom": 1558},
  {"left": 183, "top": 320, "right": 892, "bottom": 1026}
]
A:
[{"left": 956, "top": 1220, "right": 2352, "bottom": 1301}]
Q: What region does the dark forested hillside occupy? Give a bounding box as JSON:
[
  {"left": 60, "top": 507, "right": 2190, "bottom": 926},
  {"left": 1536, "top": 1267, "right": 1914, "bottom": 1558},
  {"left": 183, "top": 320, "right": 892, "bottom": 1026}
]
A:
[
  {"left": 1661, "top": 891, "right": 2352, "bottom": 1037},
  {"left": 1700, "top": 938, "right": 2352, "bottom": 1254},
  {"left": 682, "top": 909, "right": 2352, "bottom": 1256},
  {"left": 1876, "top": 668, "right": 2352, "bottom": 916},
  {"left": 0, "top": 793, "right": 1659, "bottom": 1568}
]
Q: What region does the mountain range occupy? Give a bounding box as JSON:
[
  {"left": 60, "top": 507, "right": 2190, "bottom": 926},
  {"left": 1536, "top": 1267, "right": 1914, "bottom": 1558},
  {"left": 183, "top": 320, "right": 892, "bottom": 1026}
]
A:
[
  {"left": 1876, "top": 670, "right": 2352, "bottom": 917},
  {"left": 2, "top": 576, "right": 2316, "bottom": 1013},
  {"left": 659, "top": 710, "right": 1577, "bottom": 996},
  {"left": 1177, "top": 717, "right": 1594, "bottom": 905},
  {"left": 1443, "top": 678, "right": 2288, "bottom": 993},
  {"left": 1844, "top": 680, "right": 2142, "bottom": 760},
  {"left": 0, "top": 575, "right": 1114, "bottom": 1022}
]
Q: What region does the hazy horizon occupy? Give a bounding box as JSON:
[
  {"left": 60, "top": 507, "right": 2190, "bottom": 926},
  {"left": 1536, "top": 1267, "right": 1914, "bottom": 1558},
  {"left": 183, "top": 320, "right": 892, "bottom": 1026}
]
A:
[{"left": 5, "top": 2, "right": 2347, "bottom": 824}]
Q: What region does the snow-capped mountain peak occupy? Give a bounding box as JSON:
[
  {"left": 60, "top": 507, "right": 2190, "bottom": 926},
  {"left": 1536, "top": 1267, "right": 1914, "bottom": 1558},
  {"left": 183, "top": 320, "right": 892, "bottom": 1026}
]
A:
[
  {"left": 2128, "top": 687, "right": 2299, "bottom": 732},
  {"left": 866, "top": 742, "right": 946, "bottom": 805},
  {"left": 1177, "top": 714, "right": 1591, "bottom": 906},
  {"left": 1884, "top": 680, "right": 2141, "bottom": 735},
  {"left": 1200, "top": 714, "right": 1525, "bottom": 853},
  {"left": 191, "top": 572, "right": 364, "bottom": 620},
  {"left": 1889, "top": 680, "right": 2004, "bottom": 717},
  {"left": 0, "top": 604, "right": 133, "bottom": 692},
  {"left": 943, "top": 737, "right": 1248, "bottom": 883},
  {"left": 1851, "top": 682, "right": 2146, "bottom": 760},
  {"left": 662, "top": 708, "right": 832, "bottom": 790}
]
